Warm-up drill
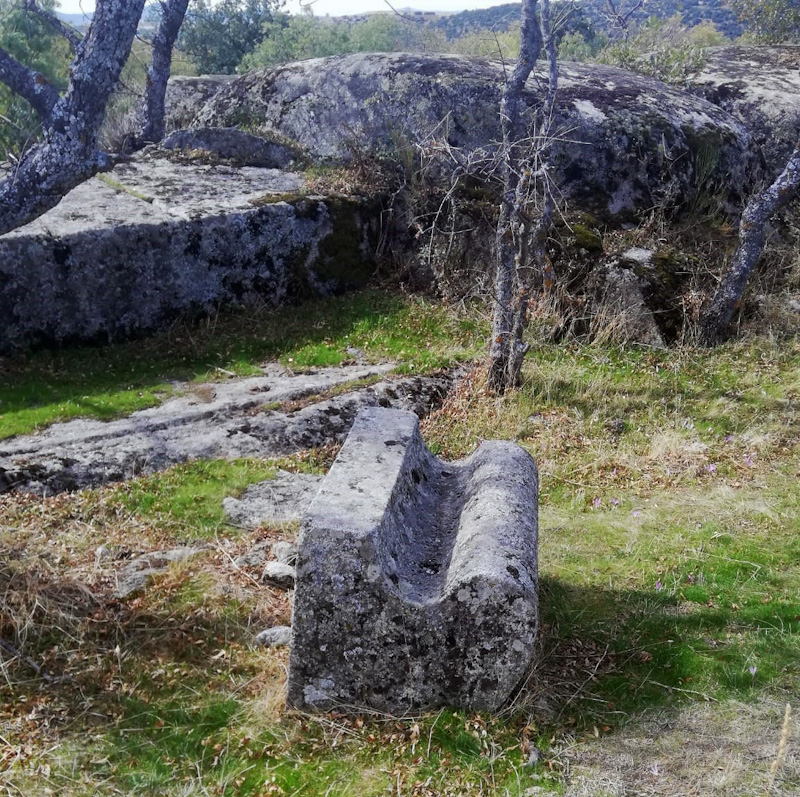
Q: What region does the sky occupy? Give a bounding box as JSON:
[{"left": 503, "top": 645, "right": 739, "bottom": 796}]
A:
[{"left": 56, "top": 0, "right": 517, "bottom": 17}]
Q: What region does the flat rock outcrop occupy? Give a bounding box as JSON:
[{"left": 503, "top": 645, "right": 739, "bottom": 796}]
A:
[
  {"left": 688, "top": 46, "right": 800, "bottom": 175},
  {"left": 223, "top": 470, "right": 324, "bottom": 527},
  {"left": 288, "top": 407, "right": 539, "bottom": 713},
  {"left": 0, "top": 152, "right": 379, "bottom": 350},
  {"left": 0, "top": 366, "right": 452, "bottom": 495},
  {"left": 196, "top": 52, "right": 759, "bottom": 216}
]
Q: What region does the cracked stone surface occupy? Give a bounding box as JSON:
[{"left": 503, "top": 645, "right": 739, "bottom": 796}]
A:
[
  {"left": 288, "top": 407, "right": 539, "bottom": 714},
  {"left": 0, "top": 365, "right": 453, "bottom": 495}
]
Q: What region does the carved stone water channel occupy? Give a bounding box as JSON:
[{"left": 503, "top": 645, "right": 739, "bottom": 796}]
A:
[{"left": 288, "top": 407, "right": 539, "bottom": 713}]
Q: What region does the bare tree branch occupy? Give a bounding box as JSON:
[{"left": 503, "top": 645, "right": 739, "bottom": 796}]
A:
[
  {"left": 488, "top": 0, "right": 548, "bottom": 393},
  {"left": 0, "top": 45, "right": 59, "bottom": 123},
  {"left": 604, "top": 0, "right": 644, "bottom": 39},
  {"left": 23, "top": 0, "right": 83, "bottom": 50}
]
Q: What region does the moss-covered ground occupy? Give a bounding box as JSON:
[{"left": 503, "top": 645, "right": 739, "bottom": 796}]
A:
[{"left": 1, "top": 291, "right": 798, "bottom": 795}]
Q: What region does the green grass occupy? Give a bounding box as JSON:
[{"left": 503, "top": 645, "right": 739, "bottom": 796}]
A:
[
  {"left": 111, "top": 459, "right": 280, "bottom": 538},
  {"left": 2, "top": 312, "right": 800, "bottom": 795},
  {"left": 0, "top": 290, "right": 486, "bottom": 439}
]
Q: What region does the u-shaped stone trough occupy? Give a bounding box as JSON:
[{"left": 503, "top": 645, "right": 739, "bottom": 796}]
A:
[{"left": 288, "top": 407, "right": 539, "bottom": 713}]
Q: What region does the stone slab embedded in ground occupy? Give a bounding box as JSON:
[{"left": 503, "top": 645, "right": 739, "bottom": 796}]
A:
[
  {"left": 288, "top": 406, "right": 539, "bottom": 714},
  {"left": 114, "top": 546, "right": 209, "bottom": 598},
  {"left": 223, "top": 470, "right": 324, "bottom": 528},
  {"left": 0, "top": 366, "right": 453, "bottom": 495}
]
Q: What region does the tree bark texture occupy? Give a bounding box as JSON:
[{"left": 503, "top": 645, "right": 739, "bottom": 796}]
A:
[
  {"left": 0, "top": 0, "right": 146, "bottom": 236},
  {"left": 700, "top": 140, "right": 800, "bottom": 345},
  {"left": 487, "top": 0, "right": 559, "bottom": 393},
  {"left": 137, "top": 0, "right": 190, "bottom": 146}
]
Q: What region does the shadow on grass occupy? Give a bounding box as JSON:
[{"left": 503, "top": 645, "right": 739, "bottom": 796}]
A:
[
  {"left": 527, "top": 576, "right": 800, "bottom": 729},
  {"left": 0, "top": 291, "right": 411, "bottom": 438},
  {"left": 2, "top": 565, "right": 798, "bottom": 794}
]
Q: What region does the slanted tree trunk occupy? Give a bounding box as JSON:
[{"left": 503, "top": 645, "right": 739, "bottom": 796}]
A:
[
  {"left": 136, "top": 0, "right": 190, "bottom": 146},
  {"left": 487, "top": 0, "right": 559, "bottom": 393},
  {"left": 0, "top": 0, "right": 147, "bottom": 235},
  {"left": 699, "top": 140, "right": 800, "bottom": 345}
]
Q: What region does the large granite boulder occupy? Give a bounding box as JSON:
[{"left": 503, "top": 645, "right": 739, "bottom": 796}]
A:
[
  {"left": 0, "top": 153, "right": 379, "bottom": 349},
  {"left": 196, "top": 52, "right": 759, "bottom": 217},
  {"left": 688, "top": 46, "right": 800, "bottom": 175},
  {"left": 288, "top": 407, "right": 539, "bottom": 713},
  {"left": 164, "top": 74, "right": 236, "bottom": 132}
]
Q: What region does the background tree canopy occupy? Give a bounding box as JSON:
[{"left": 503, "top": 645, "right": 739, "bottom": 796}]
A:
[
  {"left": 0, "top": 0, "right": 71, "bottom": 159},
  {"left": 729, "top": 0, "right": 800, "bottom": 43},
  {"left": 178, "top": 0, "right": 280, "bottom": 74}
]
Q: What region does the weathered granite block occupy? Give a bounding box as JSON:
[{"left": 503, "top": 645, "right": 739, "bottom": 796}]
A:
[{"left": 287, "top": 407, "right": 539, "bottom": 713}]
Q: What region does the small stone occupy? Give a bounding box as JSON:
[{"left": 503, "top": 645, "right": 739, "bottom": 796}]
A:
[
  {"left": 255, "top": 626, "right": 292, "bottom": 648},
  {"left": 95, "top": 544, "right": 112, "bottom": 562},
  {"left": 620, "top": 247, "right": 654, "bottom": 266},
  {"left": 262, "top": 561, "right": 296, "bottom": 589},
  {"left": 233, "top": 539, "right": 272, "bottom": 568},
  {"left": 271, "top": 540, "right": 298, "bottom": 566},
  {"left": 526, "top": 748, "right": 541, "bottom": 767}
]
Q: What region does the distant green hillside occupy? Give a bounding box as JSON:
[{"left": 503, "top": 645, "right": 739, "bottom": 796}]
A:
[{"left": 432, "top": 0, "right": 743, "bottom": 40}]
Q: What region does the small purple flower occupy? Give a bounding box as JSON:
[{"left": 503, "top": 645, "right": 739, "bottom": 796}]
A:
[
  {"left": 705, "top": 463, "right": 717, "bottom": 474},
  {"left": 655, "top": 580, "right": 663, "bottom": 591},
  {"left": 724, "top": 435, "right": 734, "bottom": 443},
  {"left": 631, "top": 509, "right": 642, "bottom": 518},
  {"left": 744, "top": 454, "right": 755, "bottom": 467},
  {"left": 749, "top": 665, "right": 757, "bottom": 676},
  {"left": 687, "top": 573, "right": 695, "bottom": 584},
  {"left": 611, "top": 468, "right": 618, "bottom": 476},
  {"left": 610, "top": 497, "right": 621, "bottom": 508},
  {"left": 592, "top": 496, "right": 602, "bottom": 508}
]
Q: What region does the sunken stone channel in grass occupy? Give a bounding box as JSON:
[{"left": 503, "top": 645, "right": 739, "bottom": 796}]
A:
[{"left": 288, "top": 407, "right": 539, "bottom": 713}]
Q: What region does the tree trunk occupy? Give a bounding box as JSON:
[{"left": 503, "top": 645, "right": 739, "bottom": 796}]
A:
[
  {"left": 487, "top": 0, "right": 559, "bottom": 393},
  {"left": 136, "top": 0, "right": 190, "bottom": 146},
  {"left": 699, "top": 140, "right": 800, "bottom": 345},
  {"left": 0, "top": 0, "right": 146, "bottom": 235}
]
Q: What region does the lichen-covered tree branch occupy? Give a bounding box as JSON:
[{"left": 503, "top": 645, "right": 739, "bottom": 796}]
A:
[
  {"left": 0, "top": 43, "right": 59, "bottom": 123},
  {"left": 136, "top": 0, "right": 190, "bottom": 147},
  {"left": 23, "top": 0, "right": 83, "bottom": 50},
  {"left": 0, "top": 0, "right": 146, "bottom": 235}
]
